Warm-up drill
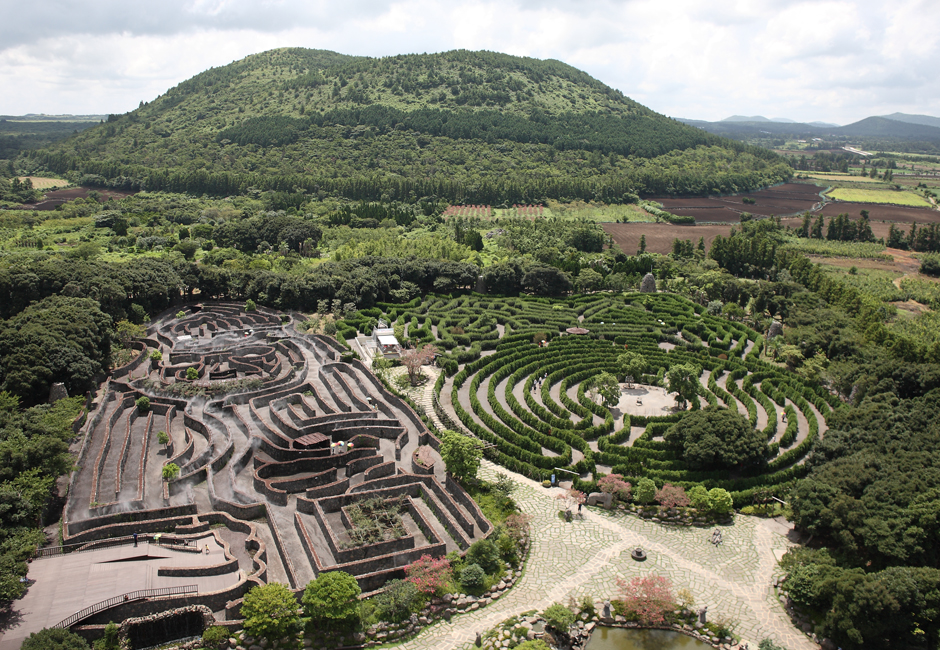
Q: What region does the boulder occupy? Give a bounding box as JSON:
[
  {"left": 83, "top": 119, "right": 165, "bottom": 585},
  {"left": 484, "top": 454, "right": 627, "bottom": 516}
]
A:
[{"left": 586, "top": 492, "right": 612, "bottom": 508}]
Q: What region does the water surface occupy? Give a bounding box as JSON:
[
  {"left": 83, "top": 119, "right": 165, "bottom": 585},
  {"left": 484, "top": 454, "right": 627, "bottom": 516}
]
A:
[{"left": 585, "top": 627, "right": 712, "bottom": 650}]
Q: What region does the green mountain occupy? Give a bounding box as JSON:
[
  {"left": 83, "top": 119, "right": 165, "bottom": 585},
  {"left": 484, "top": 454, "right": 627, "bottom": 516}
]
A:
[
  {"left": 29, "top": 48, "right": 790, "bottom": 202},
  {"left": 835, "top": 116, "right": 940, "bottom": 141}
]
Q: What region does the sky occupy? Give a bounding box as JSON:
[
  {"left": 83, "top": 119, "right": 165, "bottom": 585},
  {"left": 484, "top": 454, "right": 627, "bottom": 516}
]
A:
[{"left": 1, "top": 0, "right": 938, "bottom": 125}]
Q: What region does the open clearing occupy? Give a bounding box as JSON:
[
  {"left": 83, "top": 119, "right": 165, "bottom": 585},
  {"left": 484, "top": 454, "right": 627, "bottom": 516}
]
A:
[
  {"left": 655, "top": 183, "right": 824, "bottom": 222},
  {"left": 16, "top": 176, "right": 68, "bottom": 189},
  {"left": 602, "top": 222, "right": 733, "bottom": 254},
  {"left": 817, "top": 201, "right": 940, "bottom": 223},
  {"left": 827, "top": 188, "right": 933, "bottom": 207},
  {"left": 803, "top": 173, "right": 883, "bottom": 184}
]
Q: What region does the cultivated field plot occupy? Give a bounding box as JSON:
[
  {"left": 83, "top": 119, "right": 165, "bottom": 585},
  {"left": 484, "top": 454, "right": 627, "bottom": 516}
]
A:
[
  {"left": 18, "top": 186, "right": 136, "bottom": 211},
  {"left": 827, "top": 188, "right": 933, "bottom": 208},
  {"left": 64, "top": 302, "right": 489, "bottom": 612},
  {"left": 779, "top": 217, "right": 899, "bottom": 242},
  {"left": 16, "top": 175, "right": 68, "bottom": 189},
  {"left": 817, "top": 201, "right": 940, "bottom": 224},
  {"left": 602, "top": 222, "right": 733, "bottom": 254},
  {"left": 655, "top": 183, "right": 824, "bottom": 222},
  {"left": 398, "top": 293, "right": 838, "bottom": 506}
]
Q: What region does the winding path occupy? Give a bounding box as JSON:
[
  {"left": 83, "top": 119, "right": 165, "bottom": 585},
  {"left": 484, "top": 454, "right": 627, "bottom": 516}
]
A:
[{"left": 397, "top": 461, "right": 816, "bottom": 650}]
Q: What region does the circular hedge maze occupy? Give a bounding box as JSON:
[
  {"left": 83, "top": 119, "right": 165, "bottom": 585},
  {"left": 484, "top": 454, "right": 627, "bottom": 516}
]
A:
[
  {"left": 360, "top": 293, "right": 840, "bottom": 505},
  {"left": 59, "top": 302, "right": 490, "bottom": 625}
]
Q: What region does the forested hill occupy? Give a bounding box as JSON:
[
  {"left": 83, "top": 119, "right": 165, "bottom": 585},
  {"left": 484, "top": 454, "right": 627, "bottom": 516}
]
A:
[{"left": 28, "top": 48, "right": 790, "bottom": 202}]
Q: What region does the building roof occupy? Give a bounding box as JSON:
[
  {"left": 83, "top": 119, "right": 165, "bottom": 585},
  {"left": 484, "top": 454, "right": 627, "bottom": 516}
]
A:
[{"left": 377, "top": 334, "right": 399, "bottom": 346}]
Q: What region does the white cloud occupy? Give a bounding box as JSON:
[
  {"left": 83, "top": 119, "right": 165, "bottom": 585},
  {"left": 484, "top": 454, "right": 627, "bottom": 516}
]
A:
[{"left": 0, "top": 0, "right": 937, "bottom": 124}]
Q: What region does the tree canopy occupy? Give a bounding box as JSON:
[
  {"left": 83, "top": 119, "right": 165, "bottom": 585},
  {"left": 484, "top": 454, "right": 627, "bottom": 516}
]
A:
[{"left": 664, "top": 407, "right": 769, "bottom": 471}]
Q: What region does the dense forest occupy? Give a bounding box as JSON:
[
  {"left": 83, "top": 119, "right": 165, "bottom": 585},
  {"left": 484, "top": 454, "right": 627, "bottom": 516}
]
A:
[{"left": 22, "top": 48, "right": 791, "bottom": 203}]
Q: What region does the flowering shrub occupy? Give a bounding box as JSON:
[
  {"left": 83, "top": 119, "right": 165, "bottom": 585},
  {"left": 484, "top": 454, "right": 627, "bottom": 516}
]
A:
[
  {"left": 655, "top": 484, "right": 690, "bottom": 508},
  {"left": 598, "top": 474, "right": 632, "bottom": 501},
  {"left": 405, "top": 554, "right": 452, "bottom": 595},
  {"left": 617, "top": 575, "right": 676, "bottom": 625}
]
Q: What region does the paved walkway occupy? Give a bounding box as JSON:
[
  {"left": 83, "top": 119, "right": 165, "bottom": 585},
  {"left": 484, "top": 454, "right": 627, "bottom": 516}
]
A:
[
  {"left": 0, "top": 536, "right": 233, "bottom": 650},
  {"left": 396, "top": 461, "right": 815, "bottom": 650}
]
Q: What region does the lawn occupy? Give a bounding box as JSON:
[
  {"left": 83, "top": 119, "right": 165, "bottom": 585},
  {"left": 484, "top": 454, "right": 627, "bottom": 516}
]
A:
[
  {"left": 827, "top": 187, "right": 933, "bottom": 207},
  {"left": 17, "top": 176, "right": 69, "bottom": 189},
  {"left": 806, "top": 173, "right": 883, "bottom": 184}
]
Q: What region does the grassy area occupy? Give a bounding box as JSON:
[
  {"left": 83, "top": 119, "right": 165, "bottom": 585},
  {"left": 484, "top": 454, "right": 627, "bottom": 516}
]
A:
[
  {"left": 782, "top": 237, "right": 892, "bottom": 260},
  {"left": 485, "top": 201, "right": 653, "bottom": 223},
  {"left": 17, "top": 176, "right": 69, "bottom": 189},
  {"left": 820, "top": 265, "right": 906, "bottom": 302},
  {"left": 806, "top": 172, "right": 883, "bottom": 184},
  {"left": 827, "top": 187, "right": 933, "bottom": 207}
]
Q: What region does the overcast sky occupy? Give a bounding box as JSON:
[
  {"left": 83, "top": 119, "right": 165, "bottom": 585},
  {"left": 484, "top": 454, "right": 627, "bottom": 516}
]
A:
[{"left": 1, "top": 0, "right": 937, "bottom": 124}]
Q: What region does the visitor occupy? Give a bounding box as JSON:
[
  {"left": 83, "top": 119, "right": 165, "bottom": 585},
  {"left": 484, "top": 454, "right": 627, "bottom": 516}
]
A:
[
  {"left": 133, "top": 532, "right": 138, "bottom": 547},
  {"left": 204, "top": 544, "right": 210, "bottom": 555}
]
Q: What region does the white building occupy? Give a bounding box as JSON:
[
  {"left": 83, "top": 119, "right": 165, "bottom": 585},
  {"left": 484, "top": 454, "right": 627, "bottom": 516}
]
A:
[{"left": 372, "top": 328, "right": 401, "bottom": 357}]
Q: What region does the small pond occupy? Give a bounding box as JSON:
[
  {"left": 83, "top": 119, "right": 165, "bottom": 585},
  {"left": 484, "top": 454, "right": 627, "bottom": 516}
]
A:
[{"left": 585, "top": 627, "right": 713, "bottom": 650}]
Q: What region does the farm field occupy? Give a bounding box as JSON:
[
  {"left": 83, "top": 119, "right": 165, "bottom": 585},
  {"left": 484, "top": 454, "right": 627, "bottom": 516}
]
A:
[
  {"left": 827, "top": 187, "right": 933, "bottom": 207},
  {"left": 442, "top": 202, "right": 654, "bottom": 223},
  {"left": 602, "top": 222, "right": 733, "bottom": 254},
  {"left": 803, "top": 172, "right": 882, "bottom": 184},
  {"left": 655, "top": 182, "right": 823, "bottom": 222},
  {"left": 817, "top": 201, "right": 940, "bottom": 223},
  {"left": 17, "top": 185, "right": 136, "bottom": 210},
  {"left": 15, "top": 176, "right": 68, "bottom": 189}
]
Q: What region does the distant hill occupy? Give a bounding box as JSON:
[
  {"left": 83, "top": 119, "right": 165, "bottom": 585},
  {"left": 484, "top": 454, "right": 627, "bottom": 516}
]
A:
[
  {"left": 880, "top": 113, "right": 940, "bottom": 129},
  {"left": 0, "top": 114, "right": 107, "bottom": 123},
  {"left": 28, "top": 48, "right": 789, "bottom": 202},
  {"left": 807, "top": 121, "right": 840, "bottom": 128},
  {"left": 722, "top": 115, "right": 773, "bottom": 122},
  {"left": 834, "top": 116, "right": 940, "bottom": 141}
]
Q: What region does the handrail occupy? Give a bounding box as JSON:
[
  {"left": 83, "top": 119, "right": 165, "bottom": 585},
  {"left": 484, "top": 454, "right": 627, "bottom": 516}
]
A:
[
  {"left": 35, "top": 535, "right": 198, "bottom": 559},
  {"left": 54, "top": 585, "right": 198, "bottom": 629}
]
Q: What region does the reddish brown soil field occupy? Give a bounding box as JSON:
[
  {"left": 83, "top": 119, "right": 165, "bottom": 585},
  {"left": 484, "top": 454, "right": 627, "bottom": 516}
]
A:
[
  {"left": 667, "top": 208, "right": 743, "bottom": 223},
  {"left": 20, "top": 186, "right": 136, "bottom": 211},
  {"left": 779, "top": 217, "right": 899, "bottom": 241},
  {"left": 655, "top": 183, "right": 823, "bottom": 222},
  {"left": 603, "top": 223, "right": 734, "bottom": 255},
  {"left": 818, "top": 202, "right": 940, "bottom": 224}
]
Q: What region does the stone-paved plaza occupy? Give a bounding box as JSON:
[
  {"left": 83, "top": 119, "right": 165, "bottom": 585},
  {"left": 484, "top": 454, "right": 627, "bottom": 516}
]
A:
[{"left": 395, "top": 460, "right": 815, "bottom": 650}]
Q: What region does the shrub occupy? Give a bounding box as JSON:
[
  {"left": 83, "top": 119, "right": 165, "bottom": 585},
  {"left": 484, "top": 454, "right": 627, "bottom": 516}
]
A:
[
  {"left": 323, "top": 321, "right": 338, "bottom": 336},
  {"left": 405, "top": 555, "right": 451, "bottom": 595},
  {"left": 688, "top": 485, "right": 710, "bottom": 510},
  {"left": 707, "top": 487, "right": 734, "bottom": 515},
  {"left": 617, "top": 575, "right": 675, "bottom": 625},
  {"left": 245, "top": 299, "right": 257, "bottom": 311},
  {"left": 374, "top": 579, "right": 423, "bottom": 623},
  {"left": 149, "top": 350, "right": 163, "bottom": 361},
  {"left": 515, "top": 641, "right": 551, "bottom": 650},
  {"left": 460, "top": 563, "right": 486, "bottom": 589},
  {"left": 176, "top": 310, "right": 186, "bottom": 319},
  {"left": 157, "top": 430, "right": 169, "bottom": 447},
  {"left": 92, "top": 622, "right": 119, "bottom": 650},
  {"left": 466, "top": 538, "right": 501, "bottom": 574},
  {"left": 186, "top": 366, "right": 199, "bottom": 380},
  {"left": 162, "top": 463, "right": 180, "bottom": 480},
  {"left": 201, "top": 626, "right": 228, "bottom": 649},
  {"left": 634, "top": 477, "right": 657, "bottom": 504},
  {"left": 503, "top": 513, "right": 532, "bottom": 542},
  {"left": 655, "top": 484, "right": 690, "bottom": 508},
  {"left": 22, "top": 628, "right": 90, "bottom": 650},
  {"left": 598, "top": 473, "right": 631, "bottom": 501},
  {"left": 497, "top": 533, "right": 518, "bottom": 565},
  {"left": 303, "top": 571, "right": 361, "bottom": 626},
  {"left": 136, "top": 396, "right": 150, "bottom": 413},
  {"left": 241, "top": 582, "right": 301, "bottom": 643},
  {"left": 543, "top": 602, "right": 575, "bottom": 632}
]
